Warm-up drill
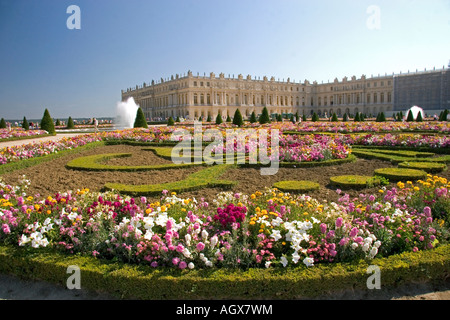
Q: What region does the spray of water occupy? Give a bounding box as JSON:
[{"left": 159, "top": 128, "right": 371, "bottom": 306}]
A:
[{"left": 115, "top": 97, "right": 139, "bottom": 129}]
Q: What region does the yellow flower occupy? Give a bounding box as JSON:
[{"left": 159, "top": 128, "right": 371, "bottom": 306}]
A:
[
  {"left": 413, "top": 186, "right": 420, "bottom": 192},
  {"left": 250, "top": 194, "right": 256, "bottom": 200},
  {"left": 46, "top": 210, "right": 51, "bottom": 215},
  {"left": 303, "top": 212, "right": 309, "bottom": 216},
  {"left": 160, "top": 205, "right": 167, "bottom": 212},
  {"left": 145, "top": 208, "right": 152, "bottom": 214},
  {"left": 379, "top": 189, "right": 384, "bottom": 193}
]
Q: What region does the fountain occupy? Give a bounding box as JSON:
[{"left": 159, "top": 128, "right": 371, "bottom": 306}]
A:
[{"left": 115, "top": 97, "right": 139, "bottom": 129}]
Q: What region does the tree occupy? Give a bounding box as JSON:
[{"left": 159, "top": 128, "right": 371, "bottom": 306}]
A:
[
  {"left": 311, "top": 112, "right": 319, "bottom": 122},
  {"left": 226, "top": 114, "right": 231, "bottom": 122},
  {"left": 232, "top": 109, "right": 244, "bottom": 127},
  {"left": 343, "top": 113, "right": 348, "bottom": 122},
  {"left": 198, "top": 116, "right": 203, "bottom": 122},
  {"left": 167, "top": 116, "right": 175, "bottom": 126},
  {"left": 376, "top": 112, "right": 386, "bottom": 122},
  {"left": 176, "top": 116, "right": 181, "bottom": 123},
  {"left": 22, "top": 116, "right": 29, "bottom": 130},
  {"left": 290, "top": 114, "right": 295, "bottom": 123},
  {"left": 331, "top": 113, "right": 338, "bottom": 122},
  {"left": 40, "top": 108, "right": 55, "bottom": 134},
  {"left": 206, "top": 115, "right": 212, "bottom": 122},
  {"left": 215, "top": 112, "right": 223, "bottom": 125},
  {"left": 277, "top": 114, "right": 283, "bottom": 122},
  {"left": 440, "top": 109, "right": 448, "bottom": 121},
  {"left": 259, "top": 107, "right": 271, "bottom": 124},
  {"left": 416, "top": 111, "right": 423, "bottom": 122},
  {"left": 406, "top": 110, "right": 414, "bottom": 122},
  {"left": 67, "top": 116, "right": 75, "bottom": 129},
  {"left": 0, "top": 118, "right": 6, "bottom": 129},
  {"left": 354, "top": 112, "right": 361, "bottom": 122},
  {"left": 295, "top": 112, "right": 300, "bottom": 123},
  {"left": 134, "top": 107, "right": 148, "bottom": 128},
  {"left": 302, "top": 114, "right": 307, "bottom": 122},
  {"left": 249, "top": 111, "right": 257, "bottom": 124},
  {"left": 55, "top": 119, "right": 61, "bottom": 127}
]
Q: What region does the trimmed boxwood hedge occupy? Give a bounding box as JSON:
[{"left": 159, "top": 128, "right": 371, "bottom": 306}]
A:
[
  {"left": 273, "top": 180, "right": 320, "bottom": 193},
  {"left": 329, "top": 175, "right": 380, "bottom": 189},
  {"left": 352, "top": 149, "right": 450, "bottom": 164},
  {"left": 104, "top": 164, "right": 236, "bottom": 196},
  {"left": 398, "top": 161, "right": 447, "bottom": 173},
  {"left": 0, "top": 244, "right": 448, "bottom": 300},
  {"left": 374, "top": 168, "right": 427, "bottom": 181}
]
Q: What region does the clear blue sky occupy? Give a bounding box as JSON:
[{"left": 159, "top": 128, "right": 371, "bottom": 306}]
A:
[{"left": 0, "top": 0, "right": 449, "bottom": 120}]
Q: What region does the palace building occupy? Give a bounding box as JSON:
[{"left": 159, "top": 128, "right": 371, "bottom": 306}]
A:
[{"left": 121, "top": 67, "right": 450, "bottom": 121}]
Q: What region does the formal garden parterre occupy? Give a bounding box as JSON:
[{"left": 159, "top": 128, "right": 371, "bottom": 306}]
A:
[{"left": 0, "top": 120, "right": 449, "bottom": 299}]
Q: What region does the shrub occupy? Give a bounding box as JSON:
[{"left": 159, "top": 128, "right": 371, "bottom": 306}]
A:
[
  {"left": 376, "top": 112, "right": 386, "bottom": 122},
  {"left": 249, "top": 111, "right": 257, "bottom": 124},
  {"left": 0, "top": 118, "right": 6, "bottom": 129},
  {"left": 22, "top": 117, "right": 29, "bottom": 130},
  {"left": 167, "top": 117, "right": 175, "bottom": 126},
  {"left": 302, "top": 114, "right": 307, "bottom": 122},
  {"left": 311, "top": 112, "right": 319, "bottom": 122},
  {"left": 406, "top": 110, "right": 414, "bottom": 122},
  {"left": 343, "top": 113, "right": 348, "bottom": 122},
  {"left": 374, "top": 168, "right": 427, "bottom": 181},
  {"left": 354, "top": 112, "right": 361, "bottom": 122},
  {"left": 416, "top": 112, "right": 423, "bottom": 122},
  {"left": 295, "top": 112, "right": 300, "bottom": 122},
  {"left": 176, "top": 116, "right": 181, "bottom": 123},
  {"left": 259, "top": 107, "right": 271, "bottom": 124},
  {"left": 232, "top": 109, "right": 244, "bottom": 127},
  {"left": 273, "top": 180, "right": 320, "bottom": 193},
  {"left": 329, "top": 175, "right": 379, "bottom": 189},
  {"left": 331, "top": 113, "right": 338, "bottom": 122},
  {"left": 226, "top": 115, "right": 231, "bottom": 123},
  {"left": 216, "top": 113, "right": 223, "bottom": 125},
  {"left": 40, "top": 108, "right": 55, "bottom": 134},
  {"left": 398, "top": 162, "right": 447, "bottom": 173},
  {"left": 67, "top": 116, "right": 75, "bottom": 129}
]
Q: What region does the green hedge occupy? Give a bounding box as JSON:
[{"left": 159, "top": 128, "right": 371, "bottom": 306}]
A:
[
  {"left": 398, "top": 161, "right": 447, "bottom": 173},
  {"left": 352, "top": 150, "right": 450, "bottom": 164},
  {"left": 329, "top": 175, "right": 381, "bottom": 189},
  {"left": 273, "top": 180, "right": 320, "bottom": 193},
  {"left": 0, "top": 244, "right": 448, "bottom": 299},
  {"left": 65, "top": 153, "right": 203, "bottom": 171},
  {"left": 104, "top": 164, "right": 236, "bottom": 196},
  {"left": 374, "top": 168, "right": 428, "bottom": 181}
]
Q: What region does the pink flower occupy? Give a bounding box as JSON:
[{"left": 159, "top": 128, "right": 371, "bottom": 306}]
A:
[
  {"left": 335, "top": 217, "right": 343, "bottom": 228},
  {"left": 2, "top": 224, "right": 10, "bottom": 234},
  {"left": 423, "top": 206, "right": 431, "bottom": 217},
  {"left": 179, "top": 261, "right": 187, "bottom": 269},
  {"left": 172, "top": 257, "right": 180, "bottom": 265},
  {"left": 196, "top": 242, "right": 205, "bottom": 251},
  {"left": 320, "top": 223, "right": 327, "bottom": 234},
  {"left": 349, "top": 227, "right": 359, "bottom": 238}
]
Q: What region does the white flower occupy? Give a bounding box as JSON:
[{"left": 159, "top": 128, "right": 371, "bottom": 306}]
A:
[
  {"left": 182, "top": 248, "right": 191, "bottom": 258},
  {"left": 362, "top": 243, "right": 370, "bottom": 252},
  {"left": 201, "top": 229, "right": 209, "bottom": 240},
  {"left": 68, "top": 211, "right": 78, "bottom": 221},
  {"left": 210, "top": 235, "right": 218, "bottom": 248},
  {"left": 369, "top": 247, "right": 378, "bottom": 259},
  {"left": 351, "top": 242, "right": 359, "bottom": 250},
  {"left": 143, "top": 230, "right": 153, "bottom": 240},
  {"left": 205, "top": 261, "right": 213, "bottom": 267},
  {"left": 271, "top": 217, "right": 283, "bottom": 227},
  {"left": 270, "top": 229, "right": 282, "bottom": 242},
  {"left": 280, "top": 256, "right": 288, "bottom": 267},
  {"left": 185, "top": 234, "right": 192, "bottom": 246},
  {"left": 265, "top": 261, "right": 271, "bottom": 268},
  {"left": 292, "top": 251, "right": 301, "bottom": 264},
  {"left": 374, "top": 240, "right": 381, "bottom": 248},
  {"left": 188, "top": 262, "right": 195, "bottom": 269},
  {"left": 18, "top": 234, "right": 30, "bottom": 246},
  {"left": 303, "top": 257, "right": 314, "bottom": 267}
]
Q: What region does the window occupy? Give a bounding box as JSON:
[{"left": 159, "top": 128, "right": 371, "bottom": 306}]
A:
[
  {"left": 194, "top": 81, "right": 197, "bottom": 86},
  {"left": 200, "top": 82, "right": 204, "bottom": 87},
  {"left": 194, "top": 94, "right": 198, "bottom": 104}
]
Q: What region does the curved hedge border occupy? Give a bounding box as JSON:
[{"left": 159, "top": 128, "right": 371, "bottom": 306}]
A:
[
  {"left": 104, "top": 164, "right": 236, "bottom": 196},
  {"left": 65, "top": 153, "right": 203, "bottom": 171},
  {"left": 374, "top": 168, "right": 427, "bottom": 181},
  {"left": 329, "top": 175, "right": 381, "bottom": 189},
  {"left": 352, "top": 149, "right": 450, "bottom": 164},
  {"left": 398, "top": 161, "right": 447, "bottom": 173},
  {"left": 273, "top": 180, "right": 320, "bottom": 193},
  {"left": 0, "top": 244, "right": 448, "bottom": 299}
]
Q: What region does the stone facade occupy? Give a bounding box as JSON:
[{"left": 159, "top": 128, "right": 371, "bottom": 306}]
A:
[{"left": 122, "top": 67, "right": 449, "bottom": 121}]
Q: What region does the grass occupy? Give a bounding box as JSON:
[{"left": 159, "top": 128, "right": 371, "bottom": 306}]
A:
[
  {"left": 374, "top": 168, "right": 428, "bottom": 181},
  {"left": 273, "top": 180, "right": 320, "bottom": 193},
  {"left": 329, "top": 175, "right": 381, "bottom": 189}
]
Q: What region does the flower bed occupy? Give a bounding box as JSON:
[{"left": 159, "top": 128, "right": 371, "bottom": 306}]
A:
[
  {"left": 0, "top": 173, "right": 448, "bottom": 270},
  {"left": 0, "top": 129, "right": 49, "bottom": 141}
]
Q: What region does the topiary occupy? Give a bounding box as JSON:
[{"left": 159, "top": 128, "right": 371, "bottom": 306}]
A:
[
  {"left": 22, "top": 116, "right": 29, "bottom": 130},
  {"left": 302, "top": 114, "right": 307, "bottom": 122},
  {"left": 343, "top": 113, "right": 348, "bottom": 122},
  {"left": 374, "top": 168, "right": 427, "bottom": 181},
  {"left": 67, "top": 116, "right": 75, "bottom": 129},
  {"left": 216, "top": 113, "right": 223, "bottom": 125},
  {"left": 40, "top": 108, "right": 55, "bottom": 134},
  {"left": 416, "top": 111, "right": 423, "bottom": 122},
  {"left": 329, "top": 175, "right": 379, "bottom": 189},
  {"left": 206, "top": 115, "right": 211, "bottom": 122},
  {"left": 226, "top": 115, "right": 231, "bottom": 123},
  {"left": 277, "top": 114, "right": 283, "bottom": 122},
  {"left": 167, "top": 116, "right": 175, "bottom": 126},
  {"left": 259, "top": 107, "right": 271, "bottom": 124},
  {"left": 406, "top": 110, "right": 414, "bottom": 122},
  {"left": 232, "top": 109, "right": 244, "bottom": 127},
  {"left": 295, "top": 112, "right": 300, "bottom": 122},
  {"left": 311, "top": 112, "right": 319, "bottom": 122},
  {"left": 354, "top": 112, "right": 361, "bottom": 122},
  {"left": 134, "top": 107, "right": 148, "bottom": 128},
  {"left": 249, "top": 111, "right": 257, "bottom": 124},
  {"left": 0, "top": 118, "right": 6, "bottom": 129},
  {"left": 273, "top": 180, "right": 320, "bottom": 193},
  {"left": 398, "top": 161, "right": 447, "bottom": 173},
  {"left": 176, "top": 116, "right": 181, "bottom": 123},
  {"left": 331, "top": 113, "right": 338, "bottom": 122}
]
